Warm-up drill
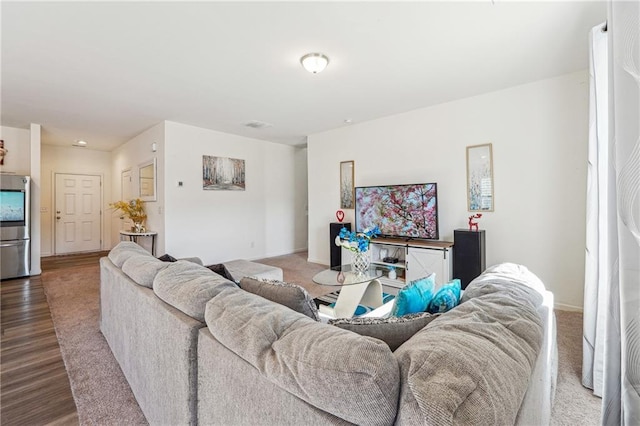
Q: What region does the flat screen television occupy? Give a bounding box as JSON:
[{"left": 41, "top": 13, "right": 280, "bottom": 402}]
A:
[
  {"left": 0, "top": 190, "right": 26, "bottom": 227},
  {"left": 355, "top": 183, "right": 439, "bottom": 240}
]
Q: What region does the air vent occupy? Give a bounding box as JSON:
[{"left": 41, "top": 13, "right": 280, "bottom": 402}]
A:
[{"left": 244, "top": 120, "right": 273, "bottom": 129}]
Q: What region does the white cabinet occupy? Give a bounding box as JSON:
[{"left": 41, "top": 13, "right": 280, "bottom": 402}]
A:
[
  {"left": 341, "top": 238, "right": 453, "bottom": 289},
  {"left": 406, "top": 246, "right": 451, "bottom": 286}
]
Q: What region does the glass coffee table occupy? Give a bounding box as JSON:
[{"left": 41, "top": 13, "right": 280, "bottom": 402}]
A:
[{"left": 312, "top": 265, "right": 384, "bottom": 319}]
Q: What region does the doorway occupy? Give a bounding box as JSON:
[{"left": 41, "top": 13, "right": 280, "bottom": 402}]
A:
[{"left": 54, "top": 173, "right": 102, "bottom": 254}]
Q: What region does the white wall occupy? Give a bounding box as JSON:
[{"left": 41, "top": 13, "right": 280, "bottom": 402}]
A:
[
  {"left": 41, "top": 145, "right": 113, "bottom": 256},
  {"left": 29, "top": 124, "right": 42, "bottom": 275},
  {"left": 111, "top": 123, "right": 165, "bottom": 253},
  {"left": 0, "top": 126, "right": 31, "bottom": 175},
  {"left": 164, "top": 121, "right": 307, "bottom": 264},
  {"left": 308, "top": 71, "right": 589, "bottom": 309}
]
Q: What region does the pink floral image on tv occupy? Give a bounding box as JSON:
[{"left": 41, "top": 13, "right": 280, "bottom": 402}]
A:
[{"left": 355, "top": 183, "right": 438, "bottom": 240}]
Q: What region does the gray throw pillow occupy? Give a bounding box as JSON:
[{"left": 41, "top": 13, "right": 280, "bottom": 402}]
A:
[
  {"left": 239, "top": 277, "right": 320, "bottom": 321},
  {"left": 205, "top": 263, "right": 235, "bottom": 282},
  {"left": 329, "top": 312, "right": 439, "bottom": 351}
]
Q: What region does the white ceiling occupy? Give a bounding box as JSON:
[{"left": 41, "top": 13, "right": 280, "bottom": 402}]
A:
[{"left": 1, "top": 1, "right": 607, "bottom": 151}]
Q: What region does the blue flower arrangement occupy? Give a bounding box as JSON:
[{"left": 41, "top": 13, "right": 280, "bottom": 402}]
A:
[{"left": 334, "top": 226, "right": 381, "bottom": 253}]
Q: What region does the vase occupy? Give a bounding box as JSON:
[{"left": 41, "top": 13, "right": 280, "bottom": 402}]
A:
[
  {"left": 352, "top": 250, "right": 371, "bottom": 274},
  {"left": 132, "top": 221, "right": 145, "bottom": 233}
]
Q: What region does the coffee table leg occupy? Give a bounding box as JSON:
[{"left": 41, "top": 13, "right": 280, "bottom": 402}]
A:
[
  {"left": 359, "top": 279, "right": 383, "bottom": 309},
  {"left": 321, "top": 279, "right": 384, "bottom": 319}
]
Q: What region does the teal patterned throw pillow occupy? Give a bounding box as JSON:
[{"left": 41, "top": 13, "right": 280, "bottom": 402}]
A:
[
  {"left": 391, "top": 273, "right": 436, "bottom": 317},
  {"left": 427, "top": 279, "right": 462, "bottom": 314}
]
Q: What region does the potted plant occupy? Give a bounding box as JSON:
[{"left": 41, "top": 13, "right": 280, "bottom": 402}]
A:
[
  {"left": 334, "top": 226, "right": 381, "bottom": 273},
  {"left": 110, "top": 198, "right": 147, "bottom": 232}
]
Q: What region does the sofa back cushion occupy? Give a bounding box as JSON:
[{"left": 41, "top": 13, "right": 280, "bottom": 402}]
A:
[
  {"left": 462, "top": 262, "right": 545, "bottom": 305},
  {"left": 239, "top": 277, "right": 319, "bottom": 321},
  {"left": 204, "top": 288, "right": 400, "bottom": 426},
  {"left": 121, "top": 255, "right": 169, "bottom": 288},
  {"left": 394, "top": 277, "right": 544, "bottom": 425},
  {"left": 154, "top": 261, "right": 236, "bottom": 322},
  {"left": 108, "top": 241, "right": 151, "bottom": 267}
]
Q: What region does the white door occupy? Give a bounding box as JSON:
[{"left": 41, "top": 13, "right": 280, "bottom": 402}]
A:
[
  {"left": 120, "top": 169, "right": 133, "bottom": 231},
  {"left": 121, "top": 169, "right": 133, "bottom": 201},
  {"left": 55, "top": 173, "right": 102, "bottom": 254}
]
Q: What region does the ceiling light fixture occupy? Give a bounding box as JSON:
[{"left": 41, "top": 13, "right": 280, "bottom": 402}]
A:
[
  {"left": 300, "top": 53, "right": 329, "bottom": 74},
  {"left": 76, "top": 140, "right": 87, "bottom": 146}
]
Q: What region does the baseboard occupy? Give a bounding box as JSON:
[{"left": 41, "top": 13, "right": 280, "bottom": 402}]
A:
[
  {"left": 247, "top": 247, "right": 309, "bottom": 262},
  {"left": 555, "top": 302, "right": 583, "bottom": 313},
  {"left": 307, "top": 257, "right": 328, "bottom": 265}
]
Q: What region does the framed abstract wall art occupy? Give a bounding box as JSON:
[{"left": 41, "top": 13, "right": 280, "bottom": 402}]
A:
[
  {"left": 466, "top": 143, "right": 494, "bottom": 211},
  {"left": 203, "top": 155, "right": 246, "bottom": 191},
  {"left": 340, "top": 160, "right": 355, "bottom": 209}
]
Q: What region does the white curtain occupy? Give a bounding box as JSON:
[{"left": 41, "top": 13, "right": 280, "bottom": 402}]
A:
[
  {"left": 582, "top": 1, "right": 640, "bottom": 424},
  {"left": 583, "top": 20, "right": 609, "bottom": 398}
]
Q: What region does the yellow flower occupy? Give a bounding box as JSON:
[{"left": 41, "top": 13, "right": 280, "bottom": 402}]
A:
[{"left": 109, "top": 198, "right": 147, "bottom": 223}]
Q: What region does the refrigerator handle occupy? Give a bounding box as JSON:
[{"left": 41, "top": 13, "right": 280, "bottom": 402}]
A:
[{"left": 0, "top": 242, "right": 24, "bottom": 247}]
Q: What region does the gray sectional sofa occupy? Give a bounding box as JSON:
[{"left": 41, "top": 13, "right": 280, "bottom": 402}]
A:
[{"left": 100, "top": 241, "right": 557, "bottom": 425}]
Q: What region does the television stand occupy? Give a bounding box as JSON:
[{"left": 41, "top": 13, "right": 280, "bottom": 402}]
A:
[{"left": 341, "top": 237, "right": 454, "bottom": 289}]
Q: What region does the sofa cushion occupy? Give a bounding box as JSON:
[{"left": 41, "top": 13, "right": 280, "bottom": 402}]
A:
[
  {"left": 205, "top": 263, "right": 235, "bottom": 283},
  {"left": 121, "top": 254, "right": 170, "bottom": 288},
  {"left": 462, "top": 263, "right": 545, "bottom": 306},
  {"left": 239, "top": 277, "right": 319, "bottom": 321},
  {"left": 205, "top": 288, "right": 400, "bottom": 426},
  {"left": 108, "top": 241, "right": 151, "bottom": 267},
  {"left": 154, "top": 260, "right": 236, "bottom": 322},
  {"left": 394, "top": 278, "right": 544, "bottom": 425},
  {"left": 329, "top": 312, "right": 438, "bottom": 351},
  {"left": 223, "top": 259, "right": 283, "bottom": 282},
  {"left": 391, "top": 273, "right": 436, "bottom": 317},
  {"left": 427, "top": 278, "right": 462, "bottom": 314}
]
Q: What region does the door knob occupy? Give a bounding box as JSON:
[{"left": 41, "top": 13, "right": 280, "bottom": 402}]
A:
[
  {"left": 56, "top": 216, "right": 61, "bottom": 220},
  {"left": 56, "top": 210, "right": 60, "bottom": 214}
]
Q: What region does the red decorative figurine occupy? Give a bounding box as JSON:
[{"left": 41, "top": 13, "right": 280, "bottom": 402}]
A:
[
  {"left": 468, "top": 213, "right": 482, "bottom": 232},
  {"left": 336, "top": 210, "right": 345, "bottom": 222}
]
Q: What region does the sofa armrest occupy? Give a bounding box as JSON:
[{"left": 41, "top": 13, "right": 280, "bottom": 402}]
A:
[{"left": 516, "top": 290, "right": 557, "bottom": 425}]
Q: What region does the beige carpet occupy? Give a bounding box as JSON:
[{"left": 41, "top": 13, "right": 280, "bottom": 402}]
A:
[
  {"left": 42, "top": 255, "right": 602, "bottom": 424},
  {"left": 41, "top": 265, "right": 147, "bottom": 425},
  {"left": 551, "top": 310, "right": 602, "bottom": 425},
  {"left": 254, "top": 251, "right": 330, "bottom": 298}
]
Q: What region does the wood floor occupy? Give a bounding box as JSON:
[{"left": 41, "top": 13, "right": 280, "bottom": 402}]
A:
[{"left": 0, "top": 252, "right": 105, "bottom": 425}]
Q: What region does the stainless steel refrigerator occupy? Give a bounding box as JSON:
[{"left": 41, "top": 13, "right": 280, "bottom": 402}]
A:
[{"left": 1, "top": 175, "right": 31, "bottom": 279}]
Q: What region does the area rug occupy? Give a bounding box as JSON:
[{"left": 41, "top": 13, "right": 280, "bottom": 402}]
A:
[{"left": 41, "top": 264, "right": 148, "bottom": 425}]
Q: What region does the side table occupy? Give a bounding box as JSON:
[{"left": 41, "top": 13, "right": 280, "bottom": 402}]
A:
[{"left": 119, "top": 230, "right": 158, "bottom": 256}]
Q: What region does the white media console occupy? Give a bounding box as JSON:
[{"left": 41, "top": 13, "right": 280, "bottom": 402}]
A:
[{"left": 342, "top": 237, "right": 454, "bottom": 289}]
